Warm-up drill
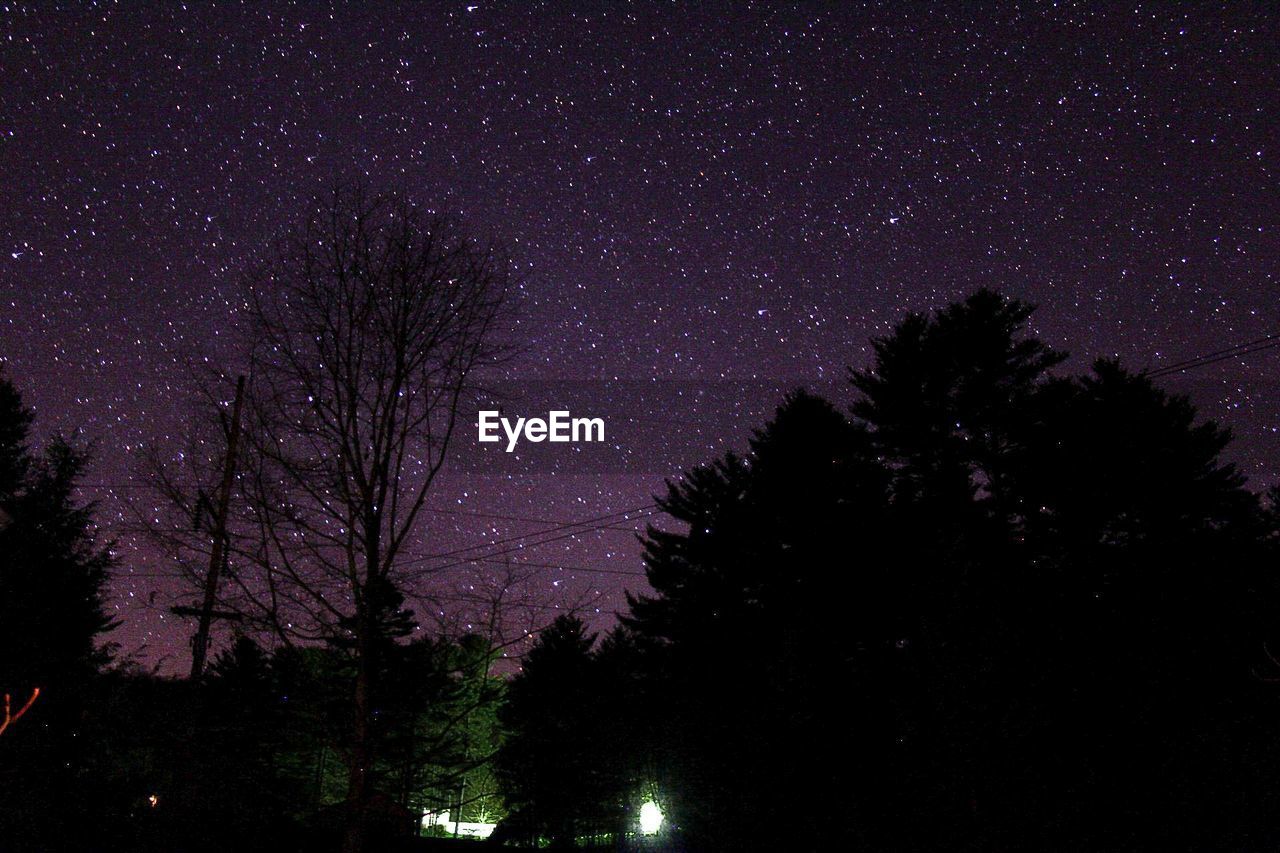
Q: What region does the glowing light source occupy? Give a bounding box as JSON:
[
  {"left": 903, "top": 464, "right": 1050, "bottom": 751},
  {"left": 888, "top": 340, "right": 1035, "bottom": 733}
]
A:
[
  {"left": 420, "top": 810, "right": 496, "bottom": 839},
  {"left": 639, "top": 799, "right": 664, "bottom": 835}
]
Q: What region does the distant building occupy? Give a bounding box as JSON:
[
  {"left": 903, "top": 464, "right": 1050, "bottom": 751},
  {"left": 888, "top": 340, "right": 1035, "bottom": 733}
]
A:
[{"left": 421, "top": 809, "right": 497, "bottom": 839}]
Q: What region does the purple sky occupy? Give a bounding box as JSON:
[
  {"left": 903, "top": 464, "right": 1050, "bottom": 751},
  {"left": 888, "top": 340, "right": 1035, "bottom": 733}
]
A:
[{"left": 3, "top": 2, "right": 1277, "bottom": 670}]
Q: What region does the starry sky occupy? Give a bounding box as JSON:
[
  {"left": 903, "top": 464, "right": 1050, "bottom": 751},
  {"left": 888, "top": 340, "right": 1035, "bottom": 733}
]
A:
[{"left": 3, "top": 2, "right": 1278, "bottom": 670}]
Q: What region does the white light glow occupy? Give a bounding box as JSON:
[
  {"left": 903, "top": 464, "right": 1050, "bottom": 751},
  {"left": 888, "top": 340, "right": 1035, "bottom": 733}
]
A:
[
  {"left": 420, "top": 810, "right": 496, "bottom": 839},
  {"left": 639, "top": 799, "right": 664, "bottom": 835}
]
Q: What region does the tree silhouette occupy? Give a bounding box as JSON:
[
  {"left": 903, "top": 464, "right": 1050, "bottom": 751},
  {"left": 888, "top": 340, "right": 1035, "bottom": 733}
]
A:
[
  {"left": 623, "top": 390, "right": 896, "bottom": 850},
  {"left": 139, "top": 186, "right": 513, "bottom": 852},
  {"left": 0, "top": 371, "right": 116, "bottom": 846},
  {"left": 604, "top": 291, "right": 1280, "bottom": 851},
  {"left": 495, "top": 614, "right": 612, "bottom": 848},
  {"left": 993, "top": 359, "right": 1277, "bottom": 846}
]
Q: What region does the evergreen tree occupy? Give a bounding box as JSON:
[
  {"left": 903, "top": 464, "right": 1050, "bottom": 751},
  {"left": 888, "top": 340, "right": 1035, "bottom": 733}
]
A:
[
  {"left": 0, "top": 372, "right": 117, "bottom": 847},
  {"left": 624, "top": 390, "right": 895, "bottom": 851},
  {"left": 610, "top": 292, "right": 1280, "bottom": 851},
  {"left": 846, "top": 290, "right": 1072, "bottom": 844},
  {"left": 495, "top": 615, "right": 608, "bottom": 848},
  {"left": 1000, "top": 359, "right": 1277, "bottom": 846}
]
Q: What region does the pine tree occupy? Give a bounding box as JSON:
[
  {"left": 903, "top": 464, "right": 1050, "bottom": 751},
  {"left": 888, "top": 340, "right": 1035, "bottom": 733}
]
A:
[
  {"left": 623, "top": 390, "right": 896, "bottom": 850},
  {"left": 610, "top": 292, "right": 1280, "bottom": 850},
  {"left": 495, "top": 615, "right": 605, "bottom": 848},
  {"left": 0, "top": 371, "right": 117, "bottom": 846}
]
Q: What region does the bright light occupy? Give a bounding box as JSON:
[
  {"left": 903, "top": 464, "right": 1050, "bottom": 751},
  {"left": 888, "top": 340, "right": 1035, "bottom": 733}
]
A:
[
  {"left": 639, "top": 799, "right": 664, "bottom": 835},
  {"left": 420, "top": 810, "right": 495, "bottom": 839}
]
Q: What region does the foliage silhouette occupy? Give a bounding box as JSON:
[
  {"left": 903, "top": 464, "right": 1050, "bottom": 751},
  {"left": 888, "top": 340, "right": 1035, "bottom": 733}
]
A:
[
  {"left": 0, "top": 371, "right": 117, "bottom": 849},
  {"left": 495, "top": 614, "right": 637, "bottom": 848},
  {"left": 582, "top": 291, "right": 1280, "bottom": 852}
]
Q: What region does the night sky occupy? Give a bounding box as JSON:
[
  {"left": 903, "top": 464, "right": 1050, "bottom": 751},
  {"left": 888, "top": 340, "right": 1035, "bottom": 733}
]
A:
[{"left": 3, "top": 3, "right": 1277, "bottom": 670}]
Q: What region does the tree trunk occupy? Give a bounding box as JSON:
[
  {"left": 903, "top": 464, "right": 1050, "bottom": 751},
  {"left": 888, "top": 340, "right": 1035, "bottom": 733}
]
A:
[{"left": 343, "top": 625, "right": 372, "bottom": 853}]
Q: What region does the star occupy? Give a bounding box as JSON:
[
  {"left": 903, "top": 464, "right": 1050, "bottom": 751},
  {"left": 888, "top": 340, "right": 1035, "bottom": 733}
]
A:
[{"left": 3, "top": 3, "right": 1275, "bottom": 669}]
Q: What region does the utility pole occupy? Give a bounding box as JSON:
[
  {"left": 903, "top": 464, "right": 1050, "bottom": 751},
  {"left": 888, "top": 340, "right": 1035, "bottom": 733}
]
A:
[{"left": 188, "top": 374, "right": 246, "bottom": 679}]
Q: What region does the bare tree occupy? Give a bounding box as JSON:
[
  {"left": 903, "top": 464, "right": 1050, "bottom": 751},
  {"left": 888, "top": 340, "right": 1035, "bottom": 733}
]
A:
[{"left": 144, "top": 186, "right": 513, "bottom": 852}]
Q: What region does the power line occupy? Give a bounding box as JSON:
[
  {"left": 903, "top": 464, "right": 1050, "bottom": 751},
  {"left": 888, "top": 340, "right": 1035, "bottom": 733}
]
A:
[
  {"left": 81, "top": 327, "right": 1280, "bottom": 590},
  {"left": 421, "top": 505, "right": 650, "bottom": 530},
  {"left": 399, "top": 510, "right": 659, "bottom": 579},
  {"left": 1146, "top": 333, "right": 1280, "bottom": 379},
  {"left": 77, "top": 481, "right": 652, "bottom": 530},
  {"left": 1145, "top": 332, "right": 1280, "bottom": 375},
  {"left": 468, "top": 557, "right": 647, "bottom": 578},
  {"left": 146, "top": 588, "right": 612, "bottom": 618},
  {"left": 118, "top": 555, "right": 648, "bottom": 583},
  {"left": 396, "top": 504, "right": 657, "bottom": 567},
  {"left": 112, "top": 505, "right": 659, "bottom": 585}
]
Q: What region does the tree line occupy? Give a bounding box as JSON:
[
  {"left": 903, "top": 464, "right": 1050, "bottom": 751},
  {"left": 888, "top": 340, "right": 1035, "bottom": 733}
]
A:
[
  {"left": 3, "top": 188, "right": 1280, "bottom": 851},
  {"left": 497, "top": 290, "right": 1280, "bottom": 851},
  {"left": 0, "top": 365, "right": 507, "bottom": 850}
]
